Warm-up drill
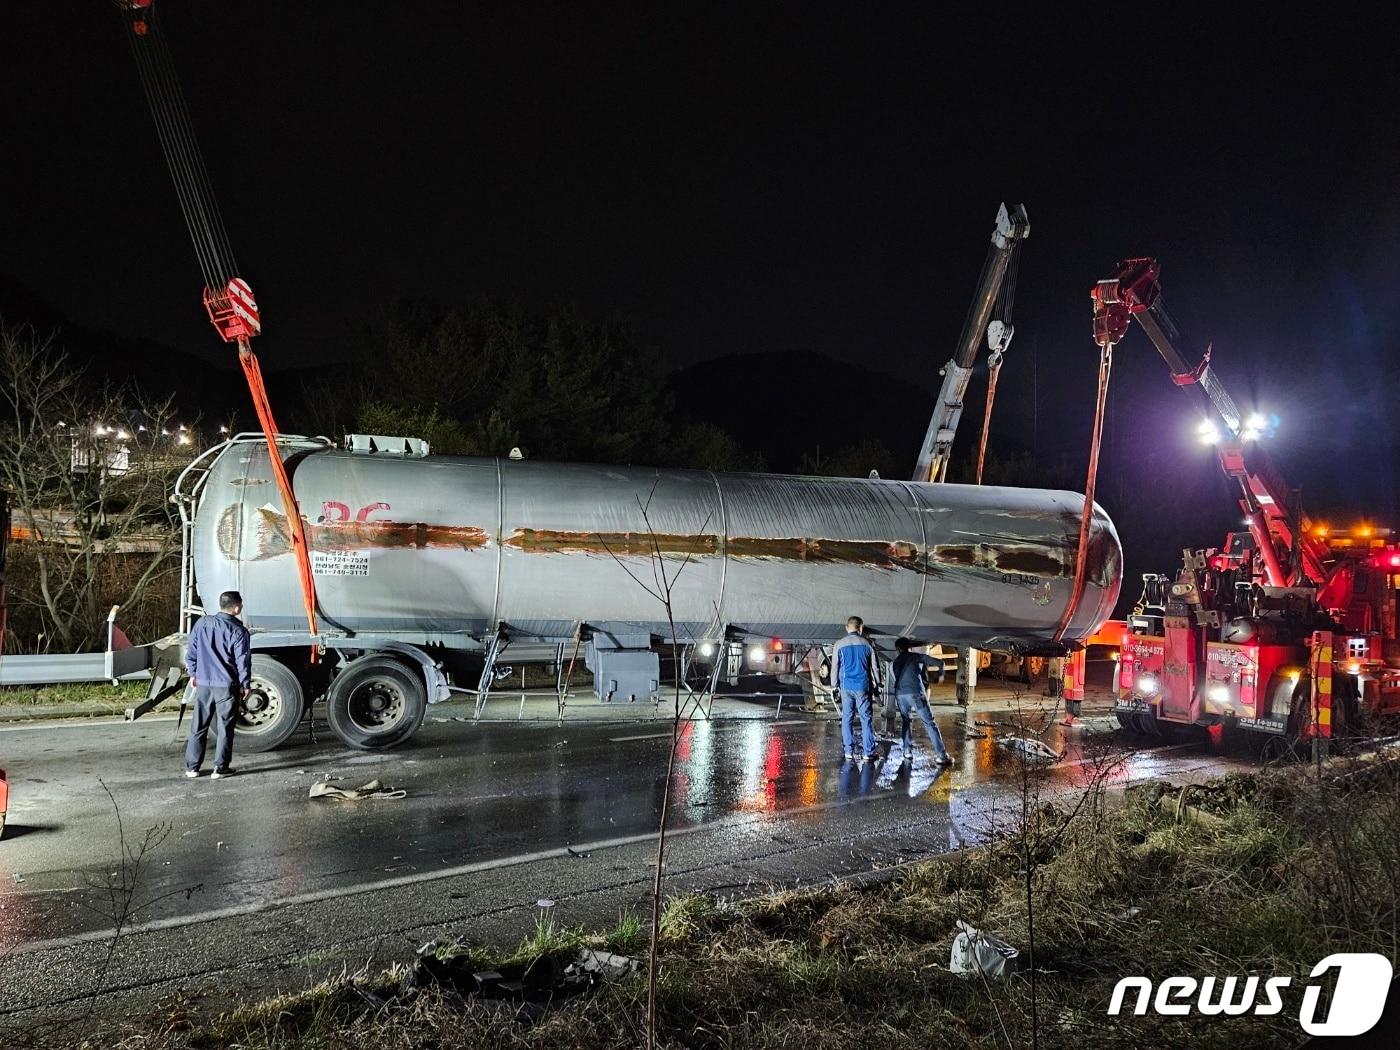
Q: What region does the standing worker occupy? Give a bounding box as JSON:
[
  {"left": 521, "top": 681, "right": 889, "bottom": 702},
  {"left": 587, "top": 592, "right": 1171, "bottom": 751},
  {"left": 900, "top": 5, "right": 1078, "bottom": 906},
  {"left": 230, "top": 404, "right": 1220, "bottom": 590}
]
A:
[
  {"left": 831, "top": 615, "right": 881, "bottom": 762},
  {"left": 892, "top": 638, "right": 953, "bottom": 766},
  {"left": 184, "top": 590, "right": 251, "bottom": 779}
]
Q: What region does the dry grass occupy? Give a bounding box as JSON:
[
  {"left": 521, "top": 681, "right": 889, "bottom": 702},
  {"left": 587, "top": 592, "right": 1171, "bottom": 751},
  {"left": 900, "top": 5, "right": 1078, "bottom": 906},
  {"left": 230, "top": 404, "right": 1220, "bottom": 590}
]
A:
[
  {"left": 21, "top": 752, "right": 1400, "bottom": 1050},
  {"left": 0, "top": 680, "right": 147, "bottom": 708}
]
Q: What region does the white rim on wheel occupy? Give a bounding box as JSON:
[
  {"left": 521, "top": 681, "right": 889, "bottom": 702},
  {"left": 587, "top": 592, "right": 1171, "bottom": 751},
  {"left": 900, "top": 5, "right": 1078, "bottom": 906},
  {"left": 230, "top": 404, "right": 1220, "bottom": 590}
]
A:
[
  {"left": 346, "top": 678, "right": 408, "bottom": 734},
  {"left": 239, "top": 681, "right": 284, "bottom": 731}
]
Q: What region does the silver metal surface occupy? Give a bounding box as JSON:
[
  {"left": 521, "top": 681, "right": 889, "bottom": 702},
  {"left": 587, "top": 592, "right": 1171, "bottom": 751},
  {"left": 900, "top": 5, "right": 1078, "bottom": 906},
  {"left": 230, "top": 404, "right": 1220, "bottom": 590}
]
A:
[
  {"left": 0, "top": 652, "right": 147, "bottom": 687},
  {"left": 191, "top": 439, "right": 1122, "bottom": 651},
  {"left": 913, "top": 202, "right": 1030, "bottom": 483}
]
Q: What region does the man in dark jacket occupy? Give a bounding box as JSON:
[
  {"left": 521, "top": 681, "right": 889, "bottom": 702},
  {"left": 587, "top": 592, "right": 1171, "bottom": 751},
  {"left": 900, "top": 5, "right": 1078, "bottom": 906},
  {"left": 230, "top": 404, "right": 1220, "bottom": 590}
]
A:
[
  {"left": 184, "top": 590, "right": 251, "bottom": 779},
  {"left": 892, "top": 637, "right": 952, "bottom": 766},
  {"left": 830, "top": 615, "right": 881, "bottom": 762}
]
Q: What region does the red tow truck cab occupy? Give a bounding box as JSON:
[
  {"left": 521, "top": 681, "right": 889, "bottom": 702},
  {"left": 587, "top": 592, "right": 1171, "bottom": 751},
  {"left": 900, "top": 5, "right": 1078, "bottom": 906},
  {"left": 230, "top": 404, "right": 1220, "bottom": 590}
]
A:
[{"left": 1114, "top": 532, "right": 1400, "bottom": 743}]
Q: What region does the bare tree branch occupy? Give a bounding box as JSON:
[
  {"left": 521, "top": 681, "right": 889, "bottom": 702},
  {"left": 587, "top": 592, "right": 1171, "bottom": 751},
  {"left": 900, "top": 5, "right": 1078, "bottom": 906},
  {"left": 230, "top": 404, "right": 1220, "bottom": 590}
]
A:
[{"left": 0, "top": 323, "right": 188, "bottom": 651}]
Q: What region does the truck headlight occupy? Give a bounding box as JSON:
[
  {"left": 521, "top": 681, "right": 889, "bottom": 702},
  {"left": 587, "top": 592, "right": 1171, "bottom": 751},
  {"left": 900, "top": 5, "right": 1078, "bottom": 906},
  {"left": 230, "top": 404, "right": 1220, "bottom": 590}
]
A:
[
  {"left": 1206, "top": 683, "right": 1231, "bottom": 705},
  {"left": 1136, "top": 673, "right": 1159, "bottom": 696}
]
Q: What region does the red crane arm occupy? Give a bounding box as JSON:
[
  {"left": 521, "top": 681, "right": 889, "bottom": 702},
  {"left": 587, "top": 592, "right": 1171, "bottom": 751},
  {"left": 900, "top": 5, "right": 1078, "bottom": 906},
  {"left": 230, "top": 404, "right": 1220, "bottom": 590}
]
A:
[{"left": 1092, "top": 258, "right": 1329, "bottom": 588}]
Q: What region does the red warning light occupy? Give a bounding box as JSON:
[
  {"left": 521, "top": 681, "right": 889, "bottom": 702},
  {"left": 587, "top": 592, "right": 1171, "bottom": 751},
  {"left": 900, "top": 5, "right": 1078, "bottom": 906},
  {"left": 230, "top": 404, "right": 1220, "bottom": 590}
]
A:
[
  {"left": 1389, "top": 553, "right": 1400, "bottom": 568},
  {"left": 771, "top": 639, "right": 784, "bottom": 652}
]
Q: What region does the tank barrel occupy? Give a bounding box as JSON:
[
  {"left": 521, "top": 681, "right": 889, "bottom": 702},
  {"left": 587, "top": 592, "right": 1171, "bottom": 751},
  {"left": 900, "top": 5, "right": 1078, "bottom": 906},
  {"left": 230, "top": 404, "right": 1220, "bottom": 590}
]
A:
[{"left": 192, "top": 442, "right": 1121, "bottom": 650}]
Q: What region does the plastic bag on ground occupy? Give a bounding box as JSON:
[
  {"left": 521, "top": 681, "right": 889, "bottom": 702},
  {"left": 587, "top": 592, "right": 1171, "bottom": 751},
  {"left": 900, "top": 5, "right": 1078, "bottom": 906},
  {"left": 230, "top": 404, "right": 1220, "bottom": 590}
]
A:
[{"left": 949, "top": 919, "right": 1019, "bottom": 978}]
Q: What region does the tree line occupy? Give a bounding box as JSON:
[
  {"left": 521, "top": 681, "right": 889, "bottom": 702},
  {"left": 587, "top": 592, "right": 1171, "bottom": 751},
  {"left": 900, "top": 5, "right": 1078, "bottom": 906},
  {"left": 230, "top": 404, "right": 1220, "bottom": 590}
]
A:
[{"left": 0, "top": 302, "right": 1079, "bottom": 652}]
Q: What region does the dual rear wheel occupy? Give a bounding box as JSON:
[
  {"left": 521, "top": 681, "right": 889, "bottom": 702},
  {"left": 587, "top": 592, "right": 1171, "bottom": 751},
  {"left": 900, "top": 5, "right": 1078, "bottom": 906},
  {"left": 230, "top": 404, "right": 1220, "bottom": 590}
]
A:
[
  {"left": 233, "top": 652, "right": 428, "bottom": 752},
  {"left": 1114, "top": 703, "right": 1208, "bottom": 743}
]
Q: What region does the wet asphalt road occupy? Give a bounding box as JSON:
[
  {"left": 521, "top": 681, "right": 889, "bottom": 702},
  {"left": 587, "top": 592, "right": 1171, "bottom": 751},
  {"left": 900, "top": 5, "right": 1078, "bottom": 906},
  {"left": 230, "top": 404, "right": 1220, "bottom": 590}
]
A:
[{"left": 0, "top": 682, "right": 1260, "bottom": 1025}]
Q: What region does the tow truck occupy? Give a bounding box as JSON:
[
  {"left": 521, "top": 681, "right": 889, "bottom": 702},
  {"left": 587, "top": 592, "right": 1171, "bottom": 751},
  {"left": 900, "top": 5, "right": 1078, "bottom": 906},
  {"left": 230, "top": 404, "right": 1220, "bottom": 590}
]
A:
[{"left": 1092, "top": 257, "right": 1400, "bottom": 750}]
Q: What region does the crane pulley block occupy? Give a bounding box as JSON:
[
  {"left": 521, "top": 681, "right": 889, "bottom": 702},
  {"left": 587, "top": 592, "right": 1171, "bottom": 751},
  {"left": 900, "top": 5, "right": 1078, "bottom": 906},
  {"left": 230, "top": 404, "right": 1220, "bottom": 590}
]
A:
[
  {"left": 1090, "top": 257, "right": 1160, "bottom": 347},
  {"left": 204, "top": 277, "right": 263, "bottom": 343}
]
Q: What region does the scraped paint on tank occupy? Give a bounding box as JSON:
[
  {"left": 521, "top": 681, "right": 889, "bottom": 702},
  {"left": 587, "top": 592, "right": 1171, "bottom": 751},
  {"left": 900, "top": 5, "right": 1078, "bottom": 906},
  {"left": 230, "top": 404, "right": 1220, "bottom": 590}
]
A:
[
  {"left": 226, "top": 506, "right": 1077, "bottom": 583},
  {"left": 230, "top": 505, "right": 490, "bottom": 561},
  {"left": 505, "top": 529, "right": 721, "bottom": 558},
  {"left": 931, "top": 543, "right": 1068, "bottom": 577},
  {"left": 505, "top": 530, "right": 919, "bottom": 570}
]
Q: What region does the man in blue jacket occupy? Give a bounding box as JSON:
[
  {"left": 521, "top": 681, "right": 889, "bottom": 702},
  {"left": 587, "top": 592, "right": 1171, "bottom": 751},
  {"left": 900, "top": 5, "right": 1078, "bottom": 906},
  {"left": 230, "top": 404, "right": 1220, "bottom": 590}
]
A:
[
  {"left": 184, "top": 590, "right": 251, "bottom": 779},
  {"left": 830, "top": 615, "right": 881, "bottom": 762}
]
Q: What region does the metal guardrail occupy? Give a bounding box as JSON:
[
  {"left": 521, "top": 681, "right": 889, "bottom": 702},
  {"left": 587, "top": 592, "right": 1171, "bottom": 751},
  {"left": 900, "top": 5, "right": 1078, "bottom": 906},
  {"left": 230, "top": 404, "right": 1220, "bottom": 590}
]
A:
[{"left": 0, "top": 652, "right": 148, "bottom": 687}]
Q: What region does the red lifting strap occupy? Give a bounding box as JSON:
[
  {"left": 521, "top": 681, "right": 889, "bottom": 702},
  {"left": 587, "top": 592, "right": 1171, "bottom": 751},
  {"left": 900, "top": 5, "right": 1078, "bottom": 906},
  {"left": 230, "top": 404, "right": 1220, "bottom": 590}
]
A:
[
  {"left": 1053, "top": 338, "right": 1114, "bottom": 643},
  {"left": 236, "top": 339, "right": 320, "bottom": 645}
]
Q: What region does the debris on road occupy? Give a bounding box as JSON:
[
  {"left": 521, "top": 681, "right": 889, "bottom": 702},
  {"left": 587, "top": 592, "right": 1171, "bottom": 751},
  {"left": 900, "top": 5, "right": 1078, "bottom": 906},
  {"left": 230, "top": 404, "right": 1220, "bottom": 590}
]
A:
[
  {"left": 997, "top": 736, "right": 1062, "bottom": 762},
  {"left": 309, "top": 778, "right": 407, "bottom": 801}
]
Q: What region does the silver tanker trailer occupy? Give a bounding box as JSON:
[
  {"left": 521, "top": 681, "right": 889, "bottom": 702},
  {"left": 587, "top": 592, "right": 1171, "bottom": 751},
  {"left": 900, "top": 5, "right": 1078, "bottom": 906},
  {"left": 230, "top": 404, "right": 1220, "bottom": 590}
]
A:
[{"left": 148, "top": 433, "right": 1120, "bottom": 751}]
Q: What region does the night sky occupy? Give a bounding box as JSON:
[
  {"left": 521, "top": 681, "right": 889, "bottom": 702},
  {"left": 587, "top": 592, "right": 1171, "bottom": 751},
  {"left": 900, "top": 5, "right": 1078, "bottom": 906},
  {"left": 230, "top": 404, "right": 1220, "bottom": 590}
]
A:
[{"left": 3, "top": 6, "right": 1398, "bottom": 529}]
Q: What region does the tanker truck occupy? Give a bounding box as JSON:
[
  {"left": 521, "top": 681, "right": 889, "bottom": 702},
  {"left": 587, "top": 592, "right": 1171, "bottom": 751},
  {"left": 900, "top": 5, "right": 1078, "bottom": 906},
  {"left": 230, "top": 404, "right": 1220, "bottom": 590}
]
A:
[{"left": 122, "top": 433, "right": 1121, "bottom": 751}]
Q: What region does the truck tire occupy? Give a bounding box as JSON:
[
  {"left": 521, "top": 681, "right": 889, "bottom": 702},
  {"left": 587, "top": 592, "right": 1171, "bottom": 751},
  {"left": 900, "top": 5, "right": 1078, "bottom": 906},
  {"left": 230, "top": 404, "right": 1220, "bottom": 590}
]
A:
[
  {"left": 1116, "top": 706, "right": 1160, "bottom": 737},
  {"left": 236, "top": 654, "right": 306, "bottom": 752},
  {"left": 326, "top": 655, "right": 427, "bottom": 750}
]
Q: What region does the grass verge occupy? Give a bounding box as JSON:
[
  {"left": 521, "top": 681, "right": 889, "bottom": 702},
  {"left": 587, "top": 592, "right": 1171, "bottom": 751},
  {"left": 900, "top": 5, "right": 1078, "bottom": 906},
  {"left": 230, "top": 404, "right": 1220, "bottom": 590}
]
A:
[{"left": 0, "top": 680, "right": 147, "bottom": 708}]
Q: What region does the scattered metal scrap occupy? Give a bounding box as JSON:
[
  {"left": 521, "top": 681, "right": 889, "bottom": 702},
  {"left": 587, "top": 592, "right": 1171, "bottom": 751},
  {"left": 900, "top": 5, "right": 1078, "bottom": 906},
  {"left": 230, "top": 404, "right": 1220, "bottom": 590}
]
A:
[{"left": 398, "top": 940, "right": 638, "bottom": 1023}]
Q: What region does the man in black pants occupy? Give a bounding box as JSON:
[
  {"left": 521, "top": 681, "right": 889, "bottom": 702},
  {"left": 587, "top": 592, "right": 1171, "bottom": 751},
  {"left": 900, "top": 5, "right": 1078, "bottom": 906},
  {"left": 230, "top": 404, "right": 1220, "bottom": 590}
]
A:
[{"left": 183, "top": 590, "right": 251, "bottom": 780}]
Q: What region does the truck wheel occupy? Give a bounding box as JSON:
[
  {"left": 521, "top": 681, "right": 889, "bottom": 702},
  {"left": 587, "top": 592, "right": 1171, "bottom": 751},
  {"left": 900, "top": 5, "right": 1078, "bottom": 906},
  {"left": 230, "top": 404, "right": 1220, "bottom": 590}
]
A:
[
  {"left": 236, "top": 655, "right": 306, "bottom": 752},
  {"left": 326, "top": 656, "right": 427, "bottom": 750}
]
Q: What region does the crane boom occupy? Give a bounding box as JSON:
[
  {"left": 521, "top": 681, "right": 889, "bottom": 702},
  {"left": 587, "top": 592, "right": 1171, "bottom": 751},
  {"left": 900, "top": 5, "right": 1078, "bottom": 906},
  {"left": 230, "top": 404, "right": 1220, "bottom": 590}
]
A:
[
  {"left": 115, "top": 0, "right": 321, "bottom": 642},
  {"left": 1091, "top": 257, "right": 1328, "bottom": 588},
  {"left": 912, "top": 203, "right": 1030, "bottom": 484}
]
